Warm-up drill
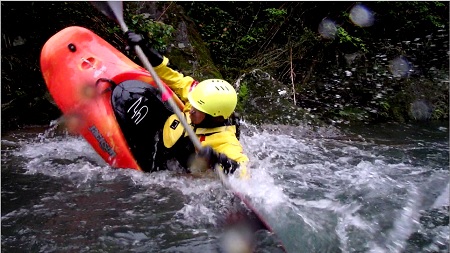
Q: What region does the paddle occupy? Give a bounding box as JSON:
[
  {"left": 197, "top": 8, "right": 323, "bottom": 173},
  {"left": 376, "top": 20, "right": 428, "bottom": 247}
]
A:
[{"left": 90, "top": 1, "right": 231, "bottom": 184}]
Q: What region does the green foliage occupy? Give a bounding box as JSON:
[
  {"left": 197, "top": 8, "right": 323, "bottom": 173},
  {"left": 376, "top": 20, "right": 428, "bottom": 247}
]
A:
[
  {"left": 378, "top": 101, "right": 391, "bottom": 118},
  {"left": 125, "top": 13, "right": 175, "bottom": 51},
  {"left": 378, "top": 1, "right": 448, "bottom": 39},
  {"left": 1, "top": 1, "right": 448, "bottom": 129},
  {"left": 338, "top": 107, "right": 368, "bottom": 121},
  {"left": 264, "top": 8, "right": 287, "bottom": 23},
  {"left": 180, "top": 1, "right": 448, "bottom": 124},
  {"left": 337, "top": 27, "right": 367, "bottom": 52},
  {"left": 411, "top": 1, "right": 447, "bottom": 28},
  {"left": 432, "top": 108, "right": 445, "bottom": 120},
  {"left": 236, "top": 83, "right": 249, "bottom": 112},
  {"left": 180, "top": 2, "right": 295, "bottom": 77}
]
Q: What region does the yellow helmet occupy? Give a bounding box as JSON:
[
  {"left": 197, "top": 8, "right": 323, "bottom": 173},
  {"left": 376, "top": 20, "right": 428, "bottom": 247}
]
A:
[{"left": 188, "top": 79, "right": 237, "bottom": 119}]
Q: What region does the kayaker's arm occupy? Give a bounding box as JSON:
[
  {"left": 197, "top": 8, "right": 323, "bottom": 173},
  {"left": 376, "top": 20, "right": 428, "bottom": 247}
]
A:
[
  {"left": 197, "top": 146, "right": 249, "bottom": 178},
  {"left": 197, "top": 146, "right": 239, "bottom": 174},
  {"left": 125, "top": 31, "right": 164, "bottom": 66},
  {"left": 153, "top": 56, "right": 197, "bottom": 106},
  {"left": 125, "top": 31, "right": 196, "bottom": 107}
]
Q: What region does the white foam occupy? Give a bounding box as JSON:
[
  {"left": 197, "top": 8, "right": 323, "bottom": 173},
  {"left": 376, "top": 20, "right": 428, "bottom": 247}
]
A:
[
  {"left": 382, "top": 185, "right": 422, "bottom": 252},
  {"left": 8, "top": 124, "right": 449, "bottom": 252},
  {"left": 432, "top": 182, "right": 450, "bottom": 208}
]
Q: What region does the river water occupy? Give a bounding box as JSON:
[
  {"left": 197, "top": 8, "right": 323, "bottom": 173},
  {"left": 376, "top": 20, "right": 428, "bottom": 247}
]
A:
[{"left": 1, "top": 121, "right": 448, "bottom": 253}]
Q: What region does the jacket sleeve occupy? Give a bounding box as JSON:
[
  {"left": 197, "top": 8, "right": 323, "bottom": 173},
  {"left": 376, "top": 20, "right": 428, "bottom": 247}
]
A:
[
  {"left": 215, "top": 152, "right": 250, "bottom": 179},
  {"left": 153, "top": 56, "right": 198, "bottom": 109},
  {"left": 221, "top": 147, "right": 250, "bottom": 179},
  {"left": 201, "top": 129, "right": 251, "bottom": 179}
]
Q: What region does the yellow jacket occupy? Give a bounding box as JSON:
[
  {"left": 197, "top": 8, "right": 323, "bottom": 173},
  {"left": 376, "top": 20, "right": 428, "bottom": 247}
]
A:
[{"left": 154, "top": 57, "right": 249, "bottom": 178}]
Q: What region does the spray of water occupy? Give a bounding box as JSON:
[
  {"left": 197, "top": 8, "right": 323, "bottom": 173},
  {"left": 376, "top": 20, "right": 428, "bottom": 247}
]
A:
[{"left": 6, "top": 122, "right": 449, "bottom": 252}]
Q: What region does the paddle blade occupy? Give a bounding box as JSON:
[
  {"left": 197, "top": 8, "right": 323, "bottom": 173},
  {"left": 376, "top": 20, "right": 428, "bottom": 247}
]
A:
[{"left": 90, "top": 1, "right": 127, "bottom": 31}]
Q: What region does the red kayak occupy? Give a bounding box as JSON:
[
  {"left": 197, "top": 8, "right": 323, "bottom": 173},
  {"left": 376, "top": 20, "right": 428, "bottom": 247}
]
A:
[{"left": 40, "top": 26, "right": 184, "bottom": 171}]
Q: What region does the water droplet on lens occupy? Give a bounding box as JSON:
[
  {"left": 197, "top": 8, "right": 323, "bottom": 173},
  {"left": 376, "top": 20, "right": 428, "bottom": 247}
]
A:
[
  {"left": 350, "top": 4, "right": 374, "bottom": 27},
  {"left": 389, "top": 56, "right": 412, "bottom": 78},
  {"left": 318, "top": 18, "right": 337, "bottom": 39}
]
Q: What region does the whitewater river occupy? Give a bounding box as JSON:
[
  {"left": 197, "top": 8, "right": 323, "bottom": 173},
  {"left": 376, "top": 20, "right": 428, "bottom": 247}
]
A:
[{"left": 1, "top": 121, "right": 448, "bottom": 253}]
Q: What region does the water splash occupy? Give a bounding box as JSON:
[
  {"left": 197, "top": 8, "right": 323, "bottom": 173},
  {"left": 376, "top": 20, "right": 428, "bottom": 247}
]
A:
[
  {"left": 37, "top": 117, "right": 65, "bottom": 141},
  {"left": 5, "top": 123, "right": 449, "bottom": 252}
]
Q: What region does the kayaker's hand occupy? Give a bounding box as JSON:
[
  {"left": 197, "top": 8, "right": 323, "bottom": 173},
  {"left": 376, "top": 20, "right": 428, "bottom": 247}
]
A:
[
  {"left": 125, "top": 31, "right": 146, "bottom": 48},
  {"left": 216, "top": 153, "right": 239, "bottom": 175},
  {"left": 197, "top": 146, "right": 219, "bottom": 168},
  {"left": 124, "top": 31, "right": 164, "bottom": 67},
  {"left": 197, "top": 146, "right": 239, "bottom": 175}
]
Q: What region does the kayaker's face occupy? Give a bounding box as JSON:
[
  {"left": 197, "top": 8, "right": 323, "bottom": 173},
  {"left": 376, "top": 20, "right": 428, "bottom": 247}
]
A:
[{"left": 189, "top": 106, "right": 206, "bottom": 125}]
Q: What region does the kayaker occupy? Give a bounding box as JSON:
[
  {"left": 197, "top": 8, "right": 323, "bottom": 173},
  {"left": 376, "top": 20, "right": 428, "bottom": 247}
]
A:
[{"left": 124, "top": 31, "right": 249, "bottom": 179}]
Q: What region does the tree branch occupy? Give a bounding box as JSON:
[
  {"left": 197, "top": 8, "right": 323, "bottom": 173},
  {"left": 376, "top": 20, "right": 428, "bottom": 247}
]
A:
[{"left": 290, "top": 47, "right": 296, "bottom": 105}]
